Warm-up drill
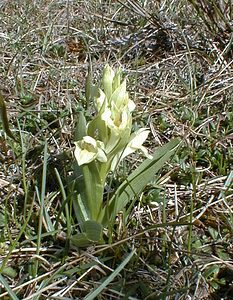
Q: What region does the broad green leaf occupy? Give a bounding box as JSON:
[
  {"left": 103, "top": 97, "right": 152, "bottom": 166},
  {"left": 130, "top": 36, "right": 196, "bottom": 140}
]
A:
[
  {"left": 74, "top": 160, "right": 105, "bottom": 223},
  {"left": 71, "top": 220, "right": 103, "bottom": 247},
  {"left": 125, "top": 138, "right": 180, "bottom": 181},
  {"left": 87, "top": 114, "right": 108, "bottom": 143},
  {"left": 74, "top": 109, "right": 87, "bottom": 142},
  {"left": 72, "top": 162, "right": 90, "bottom": 225},
  {"left": 82, "top": 163, "right": 101, "bottom": 221},
  {"left": 2, "top": 266, "right": 17, "bottom": 278},
  {"left": 71, "top": 232, "right": 93, "bottom": 248},
  {"left": 0, "top": 92, "right": 17, "bottom": 141},
  {"left": 103, "top": 138, "right": 180, "bottom": 225},
  {"left": 85, "top": 66, "right": 93, "bottom": 105},
  {"left": 84, "top": 220, "right": 103, "bottom": 241},
  {"left": 203, "top": 265, "right": 220, "bottom": 279},
  {"left": 73, "top": 192, "right": 89, "bottom": 224}
]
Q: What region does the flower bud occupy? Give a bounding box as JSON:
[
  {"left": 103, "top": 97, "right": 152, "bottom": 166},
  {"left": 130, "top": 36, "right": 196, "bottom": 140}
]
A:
[{"left": 102, "top": 64, "right": 114, "bottom": 100}]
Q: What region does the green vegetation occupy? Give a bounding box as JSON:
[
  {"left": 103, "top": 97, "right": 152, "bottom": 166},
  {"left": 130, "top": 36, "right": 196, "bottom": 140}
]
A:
[{"left": 0, "top": 0, "right": 232, "bottom": 299}]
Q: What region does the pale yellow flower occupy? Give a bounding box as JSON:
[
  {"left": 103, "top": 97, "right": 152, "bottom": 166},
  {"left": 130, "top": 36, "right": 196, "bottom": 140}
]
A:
[
  {"left": 95, "top": 89, "right": 107, "bottom": 112},
  {"left": 101, "top": 107, "right": 131, "bottom": 135},
  {"left": 74, "top": 136, "right": 107, "bottom": 166},
  {"left": 111, "top": 128, "right": 152, "bottom": 170},
  {"left": 110, "top": 80, "right": 135, "bottom": 112}
]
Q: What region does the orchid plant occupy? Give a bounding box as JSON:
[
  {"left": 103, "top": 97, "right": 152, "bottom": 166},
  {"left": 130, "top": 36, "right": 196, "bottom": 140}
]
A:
[{"left": 71, "top": 65, "right": 179, "bottom": 246}]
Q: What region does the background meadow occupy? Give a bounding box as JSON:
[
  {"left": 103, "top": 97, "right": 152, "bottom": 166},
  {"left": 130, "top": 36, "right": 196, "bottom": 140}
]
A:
[{"left": 0, "top": 0, "right": 232, "bottom": 299}]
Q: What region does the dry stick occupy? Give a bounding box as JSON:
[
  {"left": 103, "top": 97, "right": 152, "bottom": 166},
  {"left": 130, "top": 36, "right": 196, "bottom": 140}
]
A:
[{"left": 0, "top": 92, "right": 17, "bottom": 141}]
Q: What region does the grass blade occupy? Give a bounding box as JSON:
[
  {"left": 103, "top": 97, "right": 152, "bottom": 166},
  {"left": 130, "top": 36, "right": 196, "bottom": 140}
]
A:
[
  {"left": 0, "top": 274, "right": 19, "bottom": 300},
  {"left": 84, "top": 249, "right": 136, "bottom": 300},
  {"left": 34, "top": 141, "right": 48, "bottom": 276}
]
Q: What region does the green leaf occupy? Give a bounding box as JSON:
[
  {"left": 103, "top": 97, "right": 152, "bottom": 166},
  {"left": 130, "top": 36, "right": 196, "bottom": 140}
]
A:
[
  {"left": 0, "top": 92, "right": 17, "bottom": 141},
  {"left": 87, "top": 114, "right": 108, "bottom": 143},
  {"left": 73, "top": 192, "right": 89, "bottom": 224},
  {"left": 2, "top": 267, "right": 17, "bottom": 278},
  {"left": 71, "top": 233, "right": 93, "bottom": 248},
  {"left": 74, "top": 109, "right": 87, "bottom": 142},
  {"left": 103, "top": 138, "right": 180, "bottom": 225},
  {"left": 203, "top": 265, "right": 220, "bottom": 279},
  {"left": 71, "top": 220, "right": 103, "bottom": 247},
  {"left": 81, "top": 163, "right": 104, "bottom": 221},
  {"left": 73, "top": 152, "right": 105, "bottom": 224},
  {"left": 84, "top": 220, "right": 103, "bottom": 241}
]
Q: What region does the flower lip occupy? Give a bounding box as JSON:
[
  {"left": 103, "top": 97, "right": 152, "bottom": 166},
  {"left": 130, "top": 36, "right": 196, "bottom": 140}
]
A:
[{"left": 74, "top": 136, "right": 107, "bottom": 166}]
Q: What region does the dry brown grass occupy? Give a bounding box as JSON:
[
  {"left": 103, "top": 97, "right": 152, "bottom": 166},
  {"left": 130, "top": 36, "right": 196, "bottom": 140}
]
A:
[{"left": 0, "top": 0, "right": 232, "bottom": 299}]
